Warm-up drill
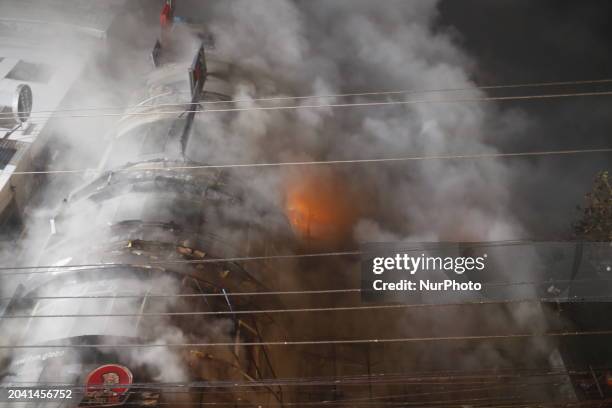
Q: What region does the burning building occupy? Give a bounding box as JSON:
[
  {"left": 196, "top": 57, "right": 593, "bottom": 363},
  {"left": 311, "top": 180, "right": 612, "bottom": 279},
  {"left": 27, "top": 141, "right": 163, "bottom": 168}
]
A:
[
  {"left": 0, "top": 1, "right": 295, "bottom": 406},
  {"left": 0, "top": 1, "right": 611, "bottom": 407}
]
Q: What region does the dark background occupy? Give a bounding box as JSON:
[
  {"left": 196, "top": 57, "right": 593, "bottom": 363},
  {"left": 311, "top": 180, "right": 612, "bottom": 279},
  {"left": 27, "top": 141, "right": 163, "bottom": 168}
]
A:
[
  {"left": 438, "top": 0, "right": 612, "bottom": 238},
  {"left": 439, "top": 0, "right": 612, "bottom": 83}
]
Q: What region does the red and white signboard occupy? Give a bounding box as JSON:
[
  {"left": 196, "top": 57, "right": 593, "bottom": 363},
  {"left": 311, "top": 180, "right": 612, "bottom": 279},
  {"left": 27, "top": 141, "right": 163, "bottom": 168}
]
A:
[{"left": 84, "top": 364, "right": 133, "bottom": 406}]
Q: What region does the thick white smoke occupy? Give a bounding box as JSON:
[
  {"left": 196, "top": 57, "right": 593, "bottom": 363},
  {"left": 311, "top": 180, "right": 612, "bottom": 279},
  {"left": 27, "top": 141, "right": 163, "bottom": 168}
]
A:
[
  {"left": 185, "top": 0, "right": 557, "bottom": 389},
  {"left": 0, "top": 0, "right": 567, "bottom": 402},
  {"left": 187, "top": 0, "right": 526, "bottom": 244},
  {"left": 0, "top": 2, "right": 199, "bottom": 389}
]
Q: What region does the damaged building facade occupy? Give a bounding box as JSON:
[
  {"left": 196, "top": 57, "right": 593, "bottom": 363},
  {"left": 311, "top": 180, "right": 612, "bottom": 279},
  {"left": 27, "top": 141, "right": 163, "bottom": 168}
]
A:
[
  {"left": 0, "top": 1, "right": 611, "bottom": 407},
  {"left": 1, "top": 1, "right": 295, "bottom": 406}
]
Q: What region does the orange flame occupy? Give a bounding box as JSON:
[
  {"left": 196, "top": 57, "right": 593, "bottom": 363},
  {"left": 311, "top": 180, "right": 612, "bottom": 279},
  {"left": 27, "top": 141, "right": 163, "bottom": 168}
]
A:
[{"left": 284, "top": 170, "right": 358, "bottom": 244}]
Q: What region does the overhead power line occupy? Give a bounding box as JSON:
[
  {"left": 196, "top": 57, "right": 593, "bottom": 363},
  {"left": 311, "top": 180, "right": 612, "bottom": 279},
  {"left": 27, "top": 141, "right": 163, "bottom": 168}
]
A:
[
  {"left": 2, "top": 77, "right": 612, "bottom": 119},
  {"left": 2, "top": 279, "right": 609, "bottom": 301},
  {"left": 0, "top": 238, "right": 580, "bottom": 273},
  {"left": 1, "top": 369, "right": 600, "bottom": 405},
  {"left": 4, "top": 366, "right": 585, "bottom": 387},
  {"left": 0, "top": 288, "right": 363, "bottom": 302},
  {"left": 6, "top": 89, "right": 612, "bottom": 122},
  {"left": 8, "top": 365, "right": 595, "bottom": 386},
  {"left": 2, "top": 294, "right": 612, "bottom": 320},
  {"left": 0, "top": 239, "right": 597, "bottom": 273},
  {"left": 3, "top": 329, "right": 612, "bottom": 349},
  {"left": 0, "top": 295, "right": 604, "bottom": 319},
  {"left": 0, "top": 367, "right": 599, "bottom": 390},
  {"left": 0, "top": 250, "right": 362, "bottom": 275},
  {"left": 4, "top": 147, "right": 612, "bottom": 177},
  {"left": 0, "top": 381, "right": 568, "bottom": 407}
]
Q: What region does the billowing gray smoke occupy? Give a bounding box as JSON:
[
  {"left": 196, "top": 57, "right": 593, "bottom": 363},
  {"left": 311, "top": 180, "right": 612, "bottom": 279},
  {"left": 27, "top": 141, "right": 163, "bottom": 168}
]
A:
[
  {"left": 186, "top": 0, "right": 557, "bottom": 386},
  {"left": 189, "top": 0, "right": 526, "bottom": 243},
  {"left": 1, "top": 0, "right": 580, "bottom": 401},
  {"left": 0, "top": 1, "right": 197, "bottom": 388}
]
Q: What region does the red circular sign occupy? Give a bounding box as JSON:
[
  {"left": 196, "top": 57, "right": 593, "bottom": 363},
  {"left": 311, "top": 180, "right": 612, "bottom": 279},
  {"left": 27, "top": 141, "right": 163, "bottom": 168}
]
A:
[{"left": 85, "top": 364, "right": 133, "bottom": 395}]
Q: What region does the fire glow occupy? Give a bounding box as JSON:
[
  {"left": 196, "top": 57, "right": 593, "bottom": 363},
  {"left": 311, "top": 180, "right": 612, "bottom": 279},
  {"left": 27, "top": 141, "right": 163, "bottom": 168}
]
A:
[{"left": 284, "top": 170, "right": 358, "bottom": 243}]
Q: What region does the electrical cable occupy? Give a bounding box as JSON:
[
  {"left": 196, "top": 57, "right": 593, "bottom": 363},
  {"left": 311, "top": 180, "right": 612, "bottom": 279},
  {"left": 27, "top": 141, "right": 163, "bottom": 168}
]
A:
[
  {"left": 6, "top": 89, "right": 612, "bottom": 122},
  {"left": 0, "top": 371, "right": 580, "bottom": 389},
  {"left": 2, "top": 77, "right": 612, "bottom": 119},
  {"left": 0, "top": 239, "right": 546, "bottom": 271},
  {"left": 3, "top": 293, "right": 612, "bottom": 319},
  {"left": 0, "top": 288, "right": 363, "bottom": 302},
  {"left": 3, "top": 329, "right": 612, "bottom": 349},
  {"left": 3, "top": 147, "right": 611, "bottom": 177}
]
